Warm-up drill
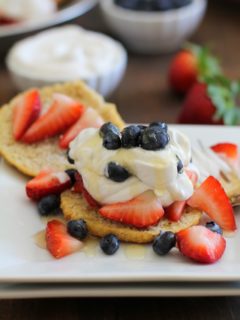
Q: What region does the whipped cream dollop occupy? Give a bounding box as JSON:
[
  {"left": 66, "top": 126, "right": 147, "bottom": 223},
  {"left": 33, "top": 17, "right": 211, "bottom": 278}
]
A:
[
  {"left": 0, "top": 0, "right": 56, "bottom": 21},
  {"left": 69, "top": 127, "right": 195, "bottom": 206},
  {"left": 6, "top": 25, "right": 126, "bottom": 81}
]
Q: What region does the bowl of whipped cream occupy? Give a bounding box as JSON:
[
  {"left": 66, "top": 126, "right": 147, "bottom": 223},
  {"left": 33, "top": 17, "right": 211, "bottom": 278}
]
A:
[{"left": 6, "top": 25, "right": 128, "bottom": 97}]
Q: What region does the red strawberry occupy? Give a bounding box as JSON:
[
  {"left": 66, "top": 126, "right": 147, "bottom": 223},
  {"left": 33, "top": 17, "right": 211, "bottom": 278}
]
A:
[
  {"left": 187, "top": 176, "right": 236, "bottom": 231},
  {"left": 99, "top": 191, "right": 164, "bottom": 228},
  {"left": 26, "top": 169, "right": 71, "bottom": 200},
  {"left": 169, "top": 51, "right": 198, "bottom": 94},
  {"left": 59, "top": 107, "right": 104, "bottom": 149},
  {"left": 177, "top": 225, "right": 226, "bottom": 264},
  {"left": 165, "top": 200, "right": 186, "bottom": 222},
  {"left": 22, "top": 94, "right": 84, "bottom": 143},
  {"left": 179, "top": 78, "right": 240, "bottom": 125},
  {"left": 178, "top": 83, "right": 222, "bottom": 125},
  {"left": 13, "top": 89, "right": 41, "bottom": 140},
  {"left": 211, "top": 143, "right": 238, "bottom": 161},
  {"left": 168, "top": 44, "right": 221, "bottom": 94},
  {"left": 73, "top": 172, "right": 100, "bottom": 209},
  {"left": 46, "top": 220, "right": 83, "bottom": 259}
]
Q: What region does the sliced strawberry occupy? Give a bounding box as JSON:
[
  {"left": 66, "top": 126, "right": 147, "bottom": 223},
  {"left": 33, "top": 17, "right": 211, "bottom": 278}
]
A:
[
  {"left": 73, "top": 172, "right": 100, "bottom": 209},
  {"left": 99, "top": 191, "right": 164, "bottom": 228},
  {"left": 59, "top": 107, "right": 104, "bottom": 149},
  {"left": 22, "top": 94, "right": 84, "bottom": 143},
  {"left": 211, "top": 143, "right": 238, "bottom": 161},
  {"left": 177, "top": 225, "right": 226, "bottom": 264},
  {"left": 187, "top": 176, "right": 236, "bottom": 231},
  {"left": 185, "top": 169, "right": 198, "bottom": 187},
  {"left": 13, "top": 89, "right": 41, "bottom": 140},
  {"left": 165, "top": 200, "right": 186, "bottom": 222},
  {"left": 46, "top": 220, "right": 83, "bottom": 259},
  {"left": 26, "top": 169, "right": 71, "bottom": 200}
]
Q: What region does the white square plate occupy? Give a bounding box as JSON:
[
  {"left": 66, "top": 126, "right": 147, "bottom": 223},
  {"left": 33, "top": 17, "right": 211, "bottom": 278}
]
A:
[{"left": 0, "top": 125, "right": 239, "bottom": 283}]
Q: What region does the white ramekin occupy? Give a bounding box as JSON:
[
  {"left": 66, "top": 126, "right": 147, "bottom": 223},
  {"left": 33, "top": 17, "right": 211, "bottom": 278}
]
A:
[
  {"left": 100, "top": 0, "right": 207, "bottom": 54},
  {"left": 6, "top": 27, "right": 127, "bottom": 97}
]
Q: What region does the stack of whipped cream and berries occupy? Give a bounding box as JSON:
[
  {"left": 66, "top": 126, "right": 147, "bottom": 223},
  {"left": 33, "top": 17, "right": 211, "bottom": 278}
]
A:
[{"left": 26, "top": 122, "right": 237, "bottom": 264}]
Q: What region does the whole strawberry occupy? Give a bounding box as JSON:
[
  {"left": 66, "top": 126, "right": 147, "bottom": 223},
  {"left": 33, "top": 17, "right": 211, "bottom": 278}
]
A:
[
  {"left": 168, "top": 43, "right": 221, "bottom": 94},
  {"left": 178, "top": 77, "right": 240, "bottom": 125}
]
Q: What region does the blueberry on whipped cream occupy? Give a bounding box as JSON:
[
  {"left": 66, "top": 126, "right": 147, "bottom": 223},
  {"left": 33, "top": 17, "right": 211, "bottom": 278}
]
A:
[
  {"left": 69, "top": 122, "right": 195, "bottom": 206},
  {"left": 121, "top": 125, "right": 141, "bottom": 148},
  {"left": 106, "top": 162, "right": 131, "bottom": 182}
]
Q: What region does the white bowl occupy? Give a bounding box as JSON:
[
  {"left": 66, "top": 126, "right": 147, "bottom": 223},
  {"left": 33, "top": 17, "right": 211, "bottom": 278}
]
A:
[
  {"left": 100, "top": 0, "right": 207, "bottom": 54},
  {"left": 6, "top": 25, "right": 127, "bottom": 97}
]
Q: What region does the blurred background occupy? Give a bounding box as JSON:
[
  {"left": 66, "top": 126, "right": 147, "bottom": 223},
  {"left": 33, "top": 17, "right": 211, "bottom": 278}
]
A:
[{"left": 0, "top": 0, "right": 240, "bottom": 124}]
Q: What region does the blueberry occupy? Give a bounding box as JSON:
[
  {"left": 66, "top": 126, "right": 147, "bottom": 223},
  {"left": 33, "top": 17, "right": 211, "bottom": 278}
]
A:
[
  {"left": 114, "top": 0, "right": 139, "bottom": 10},
  {"left": 153, "top": 0, "right": 174, "bottom": 11},
  {"left": 100, "top": 234, "right": 120, "bottom": 255},
  {"left": 121, "top": 125, "right": 141, "bottom": 148},
  {"left": 103, "top": 132, "right": 121, "bottom": 150},
  {"left": 173, "top": 0, "right": 192, "bottom": 8},
  {"left": 135, "top": 0, "right": 154, "bottom": 11},
  {"left": 176, "top": 156, "right": 184, "bottom": 173},
  {"left": 141, "top": 127, "right": 170, "bottom": 150},
  {"left": 206, "top": 221, "right": 223, "bottom": 235},
  {"left": 149, "top": 122, "right": 168, "bottom": 132},
  {"left": 99, "top": 122, "right": 120, "bottom": 138},
  {"left": 37, "top": 195, "right": 60, "bottom": 216},
  {"left": 107, "top": 162, "right": 130, "bottom": 182},
  {"left": 138, "top": 124, "right": 147, "bottom": 130},
  {"left": 65, "top": 169, "right": 78, "bottom": 185},
  {"left": 67, "top": 219, "right": 88, "bottom": 240},
  {"left": 66, "top": 149, "right": 74, "bottom": 164},
  {"left": 152, "top": 231, "right": 176, "bottom": 256}
]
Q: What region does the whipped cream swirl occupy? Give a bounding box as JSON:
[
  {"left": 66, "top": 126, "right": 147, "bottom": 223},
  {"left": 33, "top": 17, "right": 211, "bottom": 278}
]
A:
[{"left": 69, "top": 127, "right": 195, "bottom": 206}]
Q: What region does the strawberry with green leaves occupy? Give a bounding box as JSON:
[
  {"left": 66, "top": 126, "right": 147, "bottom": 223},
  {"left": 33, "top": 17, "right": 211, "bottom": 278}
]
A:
[
  {"left": 178, "top": 77, "right": 240, "bottom": 125},
  {"left": 168, "top": 43, "right": 221, "bottom": 94}
]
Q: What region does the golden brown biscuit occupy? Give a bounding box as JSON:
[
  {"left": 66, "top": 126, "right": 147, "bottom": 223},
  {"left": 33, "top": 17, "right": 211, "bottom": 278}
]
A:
[
  {"left": 0, "top": 81, "right": 125, "bottom": 177},
  {"left": 60, "top": 190, "right": 202, "bottom": 243}
]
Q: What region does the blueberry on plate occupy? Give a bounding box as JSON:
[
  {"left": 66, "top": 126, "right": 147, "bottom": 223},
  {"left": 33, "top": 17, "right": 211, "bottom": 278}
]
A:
[
  {"left": 67, "top": 219, "right": 88, "bottom": 240},
  {"left": 66, "top": 149, "right": 74, "bottom": 164},
  {"left": 106, "top": 162, "right": 130, "bottom": 182},
  {"left": 100, "top": 234, "right": 120, "bottom": 255},
  {"left": 149, "top": 121, "right": 168, "bottom": 132},
  {"left": 153, "top": 231, "right": 176, "bottom": 256},
  {"left": 37, "top": 194, "right": 60, "bottom": 216},
  {"left": 65, "top": 169, "right": 78, "bottom": 185},
  {"left": 103, "top": 131, "right": 122, "bottom": 150},
  {"left": 121, "top": 125, "right": 141, "bottom": 148},
  {"left": 99, "top": 122, "right": 120, "bottom": 138},
  {"left": 141, "top": 127, "right": 169, "bottom": 150},
  {"left": 206, "top": 221, "right": 223, "bottom": 235}
]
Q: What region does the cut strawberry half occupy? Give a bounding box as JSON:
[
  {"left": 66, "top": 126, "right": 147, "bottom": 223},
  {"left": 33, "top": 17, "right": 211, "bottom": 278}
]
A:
[
  {"left": 165, "top": 200, "right": 186, "bottom": 222},
  {"left": 73, "top": 172, "right": 100, "bottom": 209},
  {"left": 46, "top": 220, "right": 83, "bottom": 259},
  {"left": 13, "top": 89, "right": 41, "bottom": 140},
  {"left": 22, "top": 93, "right": 84, "bottom": 143},
  {"left": 211, "top": 143, "right": 238, "bottom": 161},
  {"left": 187, "top": 176, "right": 236, "bottom": 231},
  {"left": 59, "top": 107, "right": 104, "bottom": 149},
  {"left": 26, "top": 169, "right": 71, "bottom": 200},
  {"left": 99, "top": 191, "right": 164, "bottom": 228},
  {"left": 177, "top": 225, "right": 226, "bottom": 264}
]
